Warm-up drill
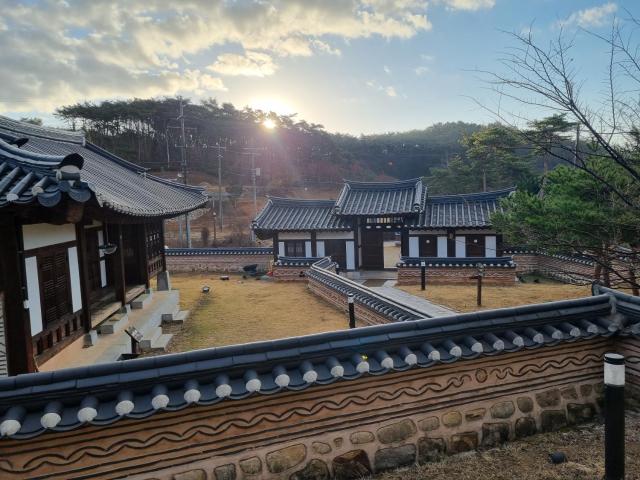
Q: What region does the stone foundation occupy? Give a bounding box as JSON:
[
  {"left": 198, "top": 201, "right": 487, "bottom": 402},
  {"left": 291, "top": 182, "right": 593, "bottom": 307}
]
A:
[
  {"left": 166, "top": 252, "right": 272, "bottom": 273},
  {"left": 397, "top": 266, "right": 516, "bottom": 286}
]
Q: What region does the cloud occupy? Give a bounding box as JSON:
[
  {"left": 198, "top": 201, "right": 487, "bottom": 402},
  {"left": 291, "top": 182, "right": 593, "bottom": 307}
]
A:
[
  {"left": 366, "top": 80, "right": 398, "bottom": 97},
  {"left": 435, "top": 0, "right": 495, "bottom": 11},
  {"left": 384, "top": 65, "right": 392, "bottom": 74},
  {"left": 556, "top": 2, "right": 617, "bottom": 29},
  {"left": 208, "top": 51, "right": 277, "bottom": 77},
  {"left": 0, "top": 1, "right": 431, "bottom": 112},
  {"left": 414, "top": 66, "right": 429, "bottom": 76}
]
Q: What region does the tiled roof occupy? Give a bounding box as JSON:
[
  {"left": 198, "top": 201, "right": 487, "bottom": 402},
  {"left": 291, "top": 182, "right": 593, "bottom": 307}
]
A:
[
  {"left": 411, "top": 187, "right": 514, "bottom": 228},
  {"left": 0, "top": 116, "right": 208, "bottom": 217},
  {"left": 252, "top": 197, "right": 351, "bottom": 232},
  {"left": 0, "top": 259, "right": 637, "bottom": 439},
  {"left": 334, "top": 178, "right": 424, "bottom": 216}
]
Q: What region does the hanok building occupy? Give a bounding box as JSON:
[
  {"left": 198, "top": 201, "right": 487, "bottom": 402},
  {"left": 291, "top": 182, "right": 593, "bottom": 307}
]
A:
[
  {"left": 0, "top": 116, "right": 208, "bottom": 376},
  {"left": 252, "top": 179, "right": 517, "bottom": 283}
]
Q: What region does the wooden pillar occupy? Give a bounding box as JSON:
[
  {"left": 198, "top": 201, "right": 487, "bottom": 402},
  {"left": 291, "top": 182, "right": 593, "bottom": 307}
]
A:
[
  {"left": 160, "top": 220, "right": 167, "bottom": 272},
  {"left": 0, "top": 217, "right": 36, "bottom": 374},
  {"left": 139, "top": 223, "right": 150, "bottom": 289},
  {"left": 113, "top": 224, "right": 126, "bottom": 305},
  {"left": 311, "top": 232, "right": 317, "bottom": 257},
  {"left": 400, "top": 227, "right": 409, "bottom": 256},
  {"left": 273, "top": 232, "right": 279, "bottom": 261},
  {"left": 75, "top": 223, "right": 92, "bottom": 332},
  {"left": 354, "top": 218, "right": 360, "bottom": 270}
]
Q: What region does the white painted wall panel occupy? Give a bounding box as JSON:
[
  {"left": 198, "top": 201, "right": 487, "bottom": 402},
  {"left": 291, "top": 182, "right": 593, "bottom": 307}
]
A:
[
  {"left": 22, "top": 223, "right": 76, "bottom": 251},
  {"left": 97, "top": 230, "right": 107, "bottom": 287},
  {"left": 68, "top": 246, "right": 83, "bottom": 313},
  {"left": 485, "top": 235, "right": 497, "bottom": 257},
  {"left": 316, "top": 231, "right": 354, "bottom": 240},
  {"left": 278, "top": 232, "right": 311, "bottom": 240},
  {"left": 24, "top": 256, "right": 43, "bottom": 335},
  {"left": 409, "top": 237, "right": 419, "bottom": 257},
  {"left": 316, "top": 241, "right": 325, "bottom": 257},
  {"left": 278, "top": 242, "right": 285, "bottom": 257},
  {"left": 455, "top": 236, "right": 466, "bottom": 257},
  {"left": 346, "top": 241, "right": 355, "bottom": 270},
  {"left": 437, "top": 236, "right": 448, "bottom": 257},
  {"left": 305, "top": 241, "right": 312, "bottom": 257}
]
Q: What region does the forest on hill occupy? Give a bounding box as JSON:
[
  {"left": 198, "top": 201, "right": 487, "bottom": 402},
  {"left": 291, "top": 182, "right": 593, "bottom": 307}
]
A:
[{"left": 54, "top": 97, "right": 579, "bottom": 194}]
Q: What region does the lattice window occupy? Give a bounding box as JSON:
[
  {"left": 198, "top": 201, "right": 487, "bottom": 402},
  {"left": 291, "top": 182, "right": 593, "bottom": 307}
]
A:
[{"left": 146, "top": 221, "right": 164, "bottom": 278}]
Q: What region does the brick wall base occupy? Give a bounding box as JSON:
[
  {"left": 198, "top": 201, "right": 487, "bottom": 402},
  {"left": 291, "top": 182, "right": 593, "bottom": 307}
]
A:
[
  {"left": 397, "top": 266, "right": 516, "bottom": 286},
  {"left": 511, "top": 254, "right": 595, "bottom": 284}
]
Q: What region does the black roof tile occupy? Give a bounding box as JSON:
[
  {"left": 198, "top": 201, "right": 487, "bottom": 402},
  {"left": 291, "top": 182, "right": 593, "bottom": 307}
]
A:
[
  {"left": 253, "top": 197, "right": 351, "bottom": 233},
  {"left": 0, "top": 116, "right": 208, "bottom": 217},
  {"left": 334, "top": 178, "right": 424, "bottom": 216}
]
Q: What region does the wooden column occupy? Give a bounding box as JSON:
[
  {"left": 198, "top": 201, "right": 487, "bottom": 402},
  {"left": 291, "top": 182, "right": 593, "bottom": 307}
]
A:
[
  {"left": 354, "top": 218, "right": 360, "bottom": 270},
  {"left": 113, "top": 224, "right": 126, "bottom": 306},
  {"left": 160, "top": 220, "right": 167, "bottom": 272},
  {"left": 400, "top": 227, "right": 409, "bottom": 256},
  {"left": 273, "top": 232, "right": 279, "bottom": 261},
  {"left": 0, "top": 217, "right": 36, "bottom": 374},
  {"left": 139, "top": 223, "right": 150, "bottom": 289},
  {"left": 75, "top": 223, "right": 92, "bottom": 332},
  {"left": 310, "top": 232, "right": 317, "bottom": 257}
]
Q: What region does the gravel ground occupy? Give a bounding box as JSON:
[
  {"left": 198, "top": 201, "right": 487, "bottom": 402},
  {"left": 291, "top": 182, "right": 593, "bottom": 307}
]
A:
[{"left": 376, "top": 411, "right": 640, "bottom": 480}]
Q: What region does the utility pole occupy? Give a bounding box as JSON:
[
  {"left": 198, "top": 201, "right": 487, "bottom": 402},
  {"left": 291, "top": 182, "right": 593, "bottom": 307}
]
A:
[
  {"left": 242, "top": 144, "right": 263, "bottom": 243},
  {"left": 216, "top": 140, "right": 227, "bottom": 231},
  {"left": 178, "top": 99, "right": 191, "bottom": 248}
]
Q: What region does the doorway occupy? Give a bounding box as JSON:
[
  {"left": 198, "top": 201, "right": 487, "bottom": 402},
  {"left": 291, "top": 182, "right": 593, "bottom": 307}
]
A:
[{"left": 361, "top": 229, "right": 384, "bottom": 269}]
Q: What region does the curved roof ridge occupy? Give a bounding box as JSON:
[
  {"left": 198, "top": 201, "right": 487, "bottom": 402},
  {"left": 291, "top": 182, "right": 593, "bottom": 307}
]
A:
[
  {"left": 343, "top": 177, "right": 422, "bottom": 189},
  {"left": 0, "top": 115, "right": 85, "bottom": 145},
  {"left": 0, "top": 137, "right": 67, "bottom": 169},
  {"left": 268, "top": 196, "right": 337, "bottom": 206},
  {"left": 428, "top": 187, "right": 515, "bottom": 202}
]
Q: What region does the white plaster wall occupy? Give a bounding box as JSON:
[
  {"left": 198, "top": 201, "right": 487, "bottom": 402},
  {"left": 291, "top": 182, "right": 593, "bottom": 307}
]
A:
[
  {"left": 278, "top": 232, "right": 311, "bottom": 240},
  {"left": 316, "top": 241, "right": 325, "bottom": 257},
  {"left": 485, "top": 236, "right": 497, "bottom": 258},
  {"left": 455, "top": 236, "right": 466, "bottom": 257},
  {"left": 316, "top": 231, "right": 354, "bottom": 240},
  {"left": 437, "top": 236, "right": 448, "bottom": 257},
  {"left": 24, "top": 256, "right": 43, "bottom": 335},
  {"left": 278, "top": 242, "right": 285, "bottom": 257},
  {"left": 97, "top": 230, "right": 107, "bottom": 287},
  {"left": 68, "top": 246, "right": 83, "bottom": 312},
  {"left": 408, "top": 237, "right": 419, "bottom": 257},
  {"left": 22, "top": 223, "right": 76, "bottom": 251},
  {"left": 346, "top": 241, "right": 355, "bottom": 270},
  {"left": 305, "top": 241, "right": 312, "bottom": 257}
]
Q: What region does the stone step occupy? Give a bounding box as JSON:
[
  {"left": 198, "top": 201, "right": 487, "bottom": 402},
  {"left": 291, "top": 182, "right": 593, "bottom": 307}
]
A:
[
  {"left": 139, "top": 326, "right": 163, "bottom": 350},
  {"left": 161, "top": 304, "right": 181, "bottom": 321},
  {"left": 131, "top": 293, "right": 153, "bottom": 310},
  {"left": 162, "top": 310, "right": 189, "bottom": 325},
  {"left": 97, "top": 312, "right": 129, "bottom": 335},
  {"left": 149, "top": 333, "right": 173, "bottom": 352}
]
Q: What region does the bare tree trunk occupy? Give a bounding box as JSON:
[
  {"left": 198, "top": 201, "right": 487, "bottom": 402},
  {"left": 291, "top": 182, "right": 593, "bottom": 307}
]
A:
[
  {"left": 629, "top": 268, "right": 639, "bottom": 296},
  {"left": 594, "top": 263, "right": 602, "bottom": 282},
  {"left": 482, "top": 169, "right": 487, "bottom": 192}
]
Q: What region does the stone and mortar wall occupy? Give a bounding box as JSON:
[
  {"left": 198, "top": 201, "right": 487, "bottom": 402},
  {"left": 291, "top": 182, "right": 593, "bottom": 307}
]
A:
[
  {"left": 272, "top": 265, "right": 312, "bottom": 281},
  {"left": 0, "top": 339, "right": 609, "bottom": 480},
  {"left": 307, "top": 277, "right": 392, "bottom": 326},
  {"left": 511, "top": 253, "right": 595, "bottom": 283},
  {"left": 166, "top": 254, "right": 272, "bottom": 274},
  {"left": 617, "top": 337, "right": 640, "bottom": 399},
  {"left": 396, "top": 266, "right": 516, "bottom": 286}
]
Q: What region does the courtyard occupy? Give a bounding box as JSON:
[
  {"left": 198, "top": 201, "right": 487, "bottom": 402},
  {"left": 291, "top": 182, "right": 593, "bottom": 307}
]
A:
[{"left": 166, "top": 273, "right": 593, "bottom": 353}]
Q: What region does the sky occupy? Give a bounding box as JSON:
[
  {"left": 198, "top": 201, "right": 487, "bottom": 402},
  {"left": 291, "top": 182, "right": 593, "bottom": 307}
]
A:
[{"left": 0, "top": 0, "right": 634, "bottom": 134}]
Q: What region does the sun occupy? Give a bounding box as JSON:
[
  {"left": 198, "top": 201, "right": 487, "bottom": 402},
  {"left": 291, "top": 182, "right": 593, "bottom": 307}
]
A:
[
  {"left": 263, "top": 118, "right": 276, "bottom": 129},
  {"left": 250, "top": 96, "right": 295, "bottom": 116}
]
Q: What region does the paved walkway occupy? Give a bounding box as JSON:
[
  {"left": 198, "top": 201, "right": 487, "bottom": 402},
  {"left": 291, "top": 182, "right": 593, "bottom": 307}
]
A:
[{"left": 369, "top": 284, "right": 456, "bottom": 318}]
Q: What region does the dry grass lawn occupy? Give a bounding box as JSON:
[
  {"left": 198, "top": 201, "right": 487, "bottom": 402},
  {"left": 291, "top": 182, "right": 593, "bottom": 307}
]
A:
[
  {"left": 167, "top": 273, "right": 348, "bottom": 352},
  {"left": 376, "top": 412, "right": 640, "bottom": 480},
  {"left": 399, "top": 277, "right": 591, "bottom": 313}
]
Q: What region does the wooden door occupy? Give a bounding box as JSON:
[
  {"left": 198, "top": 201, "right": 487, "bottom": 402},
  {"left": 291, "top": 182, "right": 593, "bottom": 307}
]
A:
[
  {"left": 324, "top": 240, "right": 346, "bottom": 269},
  {"left": 86, "top": 229, "right": 102, "bottom": 294},
  {"left": 419, "top": 235, "right": 438, "bottom": 257},
  {"left": 361, "top": 229, "right": 384, "bottom": 269}
]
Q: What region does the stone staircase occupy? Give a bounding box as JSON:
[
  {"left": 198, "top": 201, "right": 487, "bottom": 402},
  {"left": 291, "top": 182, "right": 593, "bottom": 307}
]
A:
[{"left": 87, "top": 289, "right": 189, "bottom": 364}]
